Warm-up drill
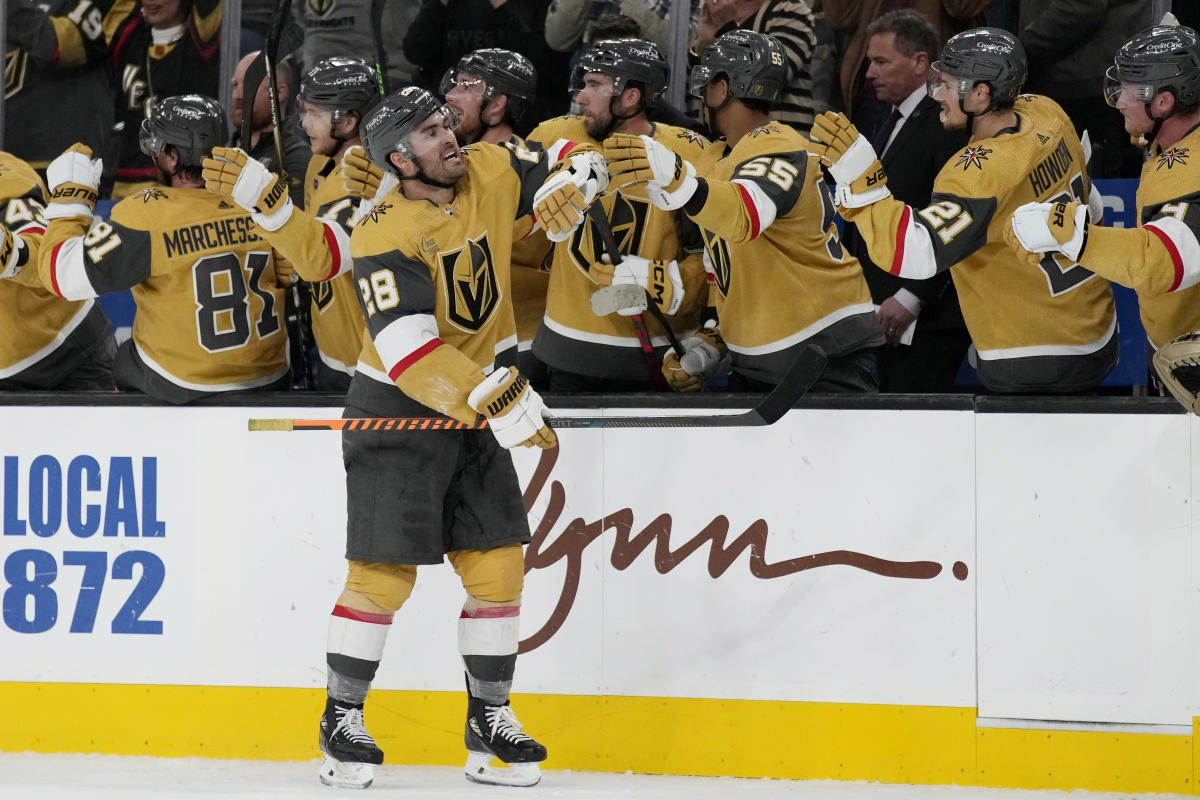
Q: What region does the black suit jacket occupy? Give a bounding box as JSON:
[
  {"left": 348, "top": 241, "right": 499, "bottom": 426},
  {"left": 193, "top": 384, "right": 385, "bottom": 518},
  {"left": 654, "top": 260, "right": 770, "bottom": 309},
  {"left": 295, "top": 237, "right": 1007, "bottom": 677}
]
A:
[{"left": 847, "top": 94, "right": 969, "bottom": 332}]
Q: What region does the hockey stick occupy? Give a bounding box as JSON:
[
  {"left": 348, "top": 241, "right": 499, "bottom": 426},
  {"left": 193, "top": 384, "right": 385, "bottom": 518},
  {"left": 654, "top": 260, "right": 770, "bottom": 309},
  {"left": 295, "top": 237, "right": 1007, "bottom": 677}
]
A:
[
  {"left": 370, "top": 0, "right": 389, "bottom": 95},
  {"left": 262, "top": 0, "right": 292, "bottom": 179},
  {"left": 248, "top": 343, "right": 826, "bottom": 431}
]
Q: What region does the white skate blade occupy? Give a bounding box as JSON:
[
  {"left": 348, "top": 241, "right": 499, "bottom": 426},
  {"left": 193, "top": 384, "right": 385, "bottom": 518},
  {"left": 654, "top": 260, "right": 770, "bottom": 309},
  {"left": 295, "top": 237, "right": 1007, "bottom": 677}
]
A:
[
  {"left": 464, "top": 751, "right": 542, "bottom": 787},
  {"left": 318, "top": 756, "right": 374, "bottom": 789},
  {"left": 590, "top": 283, "right": 647, "bottom": 316}
]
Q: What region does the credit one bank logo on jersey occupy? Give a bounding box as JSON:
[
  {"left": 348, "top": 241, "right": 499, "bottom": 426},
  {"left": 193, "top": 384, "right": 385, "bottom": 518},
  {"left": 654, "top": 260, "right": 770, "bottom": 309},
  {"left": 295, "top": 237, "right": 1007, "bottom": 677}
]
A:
[{"left": 1, "top": 455, "right": 165, "bottom": 636}]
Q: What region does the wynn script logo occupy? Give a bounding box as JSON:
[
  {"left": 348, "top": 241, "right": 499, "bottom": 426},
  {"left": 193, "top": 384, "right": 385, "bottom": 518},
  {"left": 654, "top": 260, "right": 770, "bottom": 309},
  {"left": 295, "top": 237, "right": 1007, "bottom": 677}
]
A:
[{"left": 516, "top": 447, "right": 968, "bottom": 653}]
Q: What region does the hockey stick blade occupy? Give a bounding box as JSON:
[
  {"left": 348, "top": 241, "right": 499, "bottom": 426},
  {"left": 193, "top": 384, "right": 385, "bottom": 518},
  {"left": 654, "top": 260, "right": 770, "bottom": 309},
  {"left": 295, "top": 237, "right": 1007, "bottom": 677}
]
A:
[{"left": 247, "top": 345, "right": 826, "bottom": 432}]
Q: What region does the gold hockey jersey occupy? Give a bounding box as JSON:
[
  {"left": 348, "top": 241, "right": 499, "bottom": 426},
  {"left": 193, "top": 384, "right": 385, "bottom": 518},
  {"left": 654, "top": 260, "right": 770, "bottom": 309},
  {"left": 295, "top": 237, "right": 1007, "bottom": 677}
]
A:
[
  {"left": 0, "top": 153, "right": 104, "bottom": 383},
  {"left": 526, "top": 115, "right": 710, "bottom": 381},
  {"left": 1078, "top": 122, "right": 1200, "bottom": 349},
  {"left": 349, "top": 140, "right": 567, "bottom": 418},
  {"left": 40, "top": 186, "right": 290, "bottom": 390},
  {"left": 688, "top": 121, "right": 881, "bottom": 385},
  {"left": 842, "top": 95, "right": 1116, "bottom": 392}
]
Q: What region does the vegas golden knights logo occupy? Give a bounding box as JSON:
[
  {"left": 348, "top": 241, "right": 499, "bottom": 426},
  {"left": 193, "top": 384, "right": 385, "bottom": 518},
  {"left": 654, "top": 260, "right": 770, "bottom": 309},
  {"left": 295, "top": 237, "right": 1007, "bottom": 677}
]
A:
[
  {"left": 568, "top": 195, "right": 649, "bottom": 271},
  {"left": 308, "top": 0, "right": 336, "bottom": 16},
  {"left": 702, "top": 230, "right": 733, "bottom": 296},
  {"left": 5, "top": 48, "right": 27, "bottom": 99},
  {"left": 440, "top": 233, "right": 499, "bottom": 331}
]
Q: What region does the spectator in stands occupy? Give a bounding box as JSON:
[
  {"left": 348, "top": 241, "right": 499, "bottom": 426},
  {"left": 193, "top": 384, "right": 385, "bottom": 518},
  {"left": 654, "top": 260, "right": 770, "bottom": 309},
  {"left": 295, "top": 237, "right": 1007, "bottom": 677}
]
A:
[
  {"left": 1018, "top": 0, "right": 1154, "bottom": 179},
  {"left": 0, "top": 153, "right": 116, "bottom": 391},
  {"left": 850, "top": 10, "right": 970, "bottom": 392},
  {"left": 545, "top": 0, "right": 700, "bottom": 56},
  {"left": 810, "top": 27, "right": 1118, "bottom": 394},
  {"left": 295, "top": 0, "right": 420, "bottom": 88},
  {"left": 690, "top": 0, "right": 821, "bottom": 132},
  {"left": 5, "top": 0, "right": 133, "bottom": 192},
  {"left": 402, "top": 0, "right": 570, "bottom": 127},
  {"left": 205, "top": 57, "right": 380, "bottom": 392},
  {"left": 110, "top": 0, "right": 222, "bottom": 198},
  {"left": 230, "top": 51, "right": 312, "bottom": 206},
  {"left": 826, "top": 0, "right": 992, "bottom": 132},
  {"left": 37, "top": 96, "right": 293, "bottom": 404}
]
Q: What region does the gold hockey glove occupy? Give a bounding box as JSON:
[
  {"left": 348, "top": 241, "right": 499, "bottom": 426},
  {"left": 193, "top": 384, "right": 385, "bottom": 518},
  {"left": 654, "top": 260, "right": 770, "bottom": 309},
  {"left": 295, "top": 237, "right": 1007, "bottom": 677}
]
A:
[
  {"left": 532, "top": 151, "right": 609, "bottom": 242},
  {"left": 203, "top": 147, "right": 294, "bottom": 231},
  {"left": 341, "top": 145, "right": 384, "bottom": 200},
  {"left": 45, "top": 143, "right": 102, "bottom": 220},
  {"left": 1007, "top": 201, "right": 1088, "bottom": 264},
  {"left": 661, "top": 327, "right": 729, "bottom": 392},
  {"left": 603, "top": 133, "right": 698, "bottom": 211},
  {"left": 1153, "top": 331, "right": 1200, "bottom": 414},
  {"left": 0, "top": 225, "right": 23, "bottom": 280},
  {"left": 590, "top": 254, "right": 684, "bottom": 315},
  {"left": 808, "top": 112, "right": 889, "bottom": 208},
  {"left": 467, "top": 366, "right": 557, "bottom": 449}
]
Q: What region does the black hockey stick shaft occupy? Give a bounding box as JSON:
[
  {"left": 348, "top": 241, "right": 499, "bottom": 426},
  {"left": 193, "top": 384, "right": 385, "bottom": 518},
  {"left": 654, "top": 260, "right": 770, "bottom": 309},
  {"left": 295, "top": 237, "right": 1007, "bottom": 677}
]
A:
[
  {"left": 263, "top": 0, "right": 292, "bottom": 179},
  {"left": 248, "top": 344, "right": 826, "bottom": 432},
  {"left": 588, "top": 204, "right": 687, "bottom": 358},
  {"left": 371, "top": 0, "right": 389, "bottom": 95}
]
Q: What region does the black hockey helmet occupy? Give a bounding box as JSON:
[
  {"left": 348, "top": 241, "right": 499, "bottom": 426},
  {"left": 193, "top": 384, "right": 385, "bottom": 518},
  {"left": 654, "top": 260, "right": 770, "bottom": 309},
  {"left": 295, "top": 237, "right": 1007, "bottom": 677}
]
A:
[
  {"left": 440, "top": 48, "right": 537, "bottom": 119},
  {"left": 931, "top": 27, "right": 1027, "bottom": 107},
  {"left": 689, "top": 30, "right": 788, "bottom": 104},
  {"left": 299, "top": 56, "right": 381, "bottom": 122},
  {"left": 571, "top": 38, "right": 669, "bottom": 107},
  {"left": 361, "top": 86, "right": 461, "bottom": 173},
  {"left": 1105, "top": 25, "right": 1200, "bottom": 109},
  {"left": 138, "top": 94, "right": 227, "bottom": 167}
]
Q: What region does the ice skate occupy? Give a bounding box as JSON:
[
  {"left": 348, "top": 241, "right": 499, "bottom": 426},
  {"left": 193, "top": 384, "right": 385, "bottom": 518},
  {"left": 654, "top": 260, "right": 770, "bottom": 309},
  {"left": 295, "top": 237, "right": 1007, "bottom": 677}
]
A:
[
  {"left": 318, "top": 699, "right": 384, "bottom": 789},
  {"left": 462, "top": 697, "right": 547, "bottom": 786}
]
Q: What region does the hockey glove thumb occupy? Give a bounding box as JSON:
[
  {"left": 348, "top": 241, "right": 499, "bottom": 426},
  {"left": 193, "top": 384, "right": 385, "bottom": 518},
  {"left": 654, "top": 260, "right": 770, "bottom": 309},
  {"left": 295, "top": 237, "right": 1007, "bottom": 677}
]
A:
[
  {"left": 203, "top": 146, "right": 294, "bottom": 231},
  {"left": 808, "top": 112, "right": 889, "bottom": 209},
  {"left": 604, "top": 133, "right": 698, "bottom": 211},
  {"left": 590, "top": 254, "right": 684, "bottom": 315},
  {"left": 341, "top": 145, "right": 384, "bottom": 200},
  {"left": 45, "top": 143, "right": 103, "bottom": 220},
  {"left": 533, "top": 150, "right": 610, "bottom": 242},
  {"left": 468, "top": 367, "right": 557, "bottom": 449},
  {"left": 661, "top": 328, "right": 729, "bottom": 392},
  {"left": 1008, "top": 201, "right": 1088, "bottom": 263}
]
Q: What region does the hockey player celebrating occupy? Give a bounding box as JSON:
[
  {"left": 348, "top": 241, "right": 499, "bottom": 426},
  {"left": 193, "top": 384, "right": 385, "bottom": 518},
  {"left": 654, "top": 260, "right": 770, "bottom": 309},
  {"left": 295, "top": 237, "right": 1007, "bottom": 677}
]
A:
[
  {"left": 807, "top": 27, "right": 1118, "bottom": 394},
  {"left": 203, "top": 56, "right": 381, "bottom": 391},
  {"left": 606, "top": 30, "right": 882, "bottom": 392},
  {"left": 526, "top": 38, "right": 712, "bottom": 391},
  {"left": 1004, "top": 24, "right": 1200, "bottom": 408},
  {"left": 0, "top": 153, "right": 116, "bottom": 390},
  {"left": 37, "top": 95, "right": 293, "bottom": 403},
  {"left": 311, "top": 86, "right": 607, "bottom": 789}
]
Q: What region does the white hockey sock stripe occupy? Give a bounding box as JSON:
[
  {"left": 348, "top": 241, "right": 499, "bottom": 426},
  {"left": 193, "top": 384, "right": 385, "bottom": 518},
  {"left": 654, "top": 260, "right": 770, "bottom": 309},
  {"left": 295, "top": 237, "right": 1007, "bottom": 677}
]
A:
[
  {"left": 327, "top": 604, "right": 393, "bottom": 662},
  {"left": 458, "top": 605, "right": 520, "bottom": 656}
]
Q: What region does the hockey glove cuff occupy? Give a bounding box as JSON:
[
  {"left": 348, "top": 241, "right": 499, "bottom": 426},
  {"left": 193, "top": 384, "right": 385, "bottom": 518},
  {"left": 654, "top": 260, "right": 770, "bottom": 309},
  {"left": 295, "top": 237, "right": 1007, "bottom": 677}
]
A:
[
  {"left": 203, "top": 147, "right": 294, "bottom": 231},
  {"left": 468, "top": 367, "right": 558, "bottom": 449},
  {"left": 590, "top": 255, "right": 684, "bottom": 315},
  {"left": 1008, "top": 201, "right": 1088, "bottom": 263},
  {"left": 45, "top": 144, "right": 102, "bottom": 220},
  {"left": 532, "top": 151, "right": 610, "bottom": 242},
  {"left": 604, "top": 133, "right": 698, "bottom": 211}
]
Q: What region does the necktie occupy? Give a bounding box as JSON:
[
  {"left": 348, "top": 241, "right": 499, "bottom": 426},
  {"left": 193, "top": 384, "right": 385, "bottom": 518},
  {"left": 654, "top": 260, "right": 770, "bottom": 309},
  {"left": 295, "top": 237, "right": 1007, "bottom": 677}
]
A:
[{"left": 872, "top": 107, "right": 903, "bottom": 155}]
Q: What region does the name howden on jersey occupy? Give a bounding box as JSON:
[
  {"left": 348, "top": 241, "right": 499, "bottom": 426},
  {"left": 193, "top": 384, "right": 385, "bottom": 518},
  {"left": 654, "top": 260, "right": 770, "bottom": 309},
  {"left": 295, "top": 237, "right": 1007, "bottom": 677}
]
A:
[
  {"left": 1028, "top": 138, "right": 1075, "bottom": 198},
  {"left": 163, "top": 215, "right": 262, "bottom": 260}
]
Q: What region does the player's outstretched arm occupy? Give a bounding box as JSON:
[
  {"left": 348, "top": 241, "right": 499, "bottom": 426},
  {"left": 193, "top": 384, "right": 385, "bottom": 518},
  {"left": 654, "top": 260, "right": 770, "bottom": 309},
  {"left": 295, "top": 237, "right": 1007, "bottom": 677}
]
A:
[{"left": 38, "top": 143, "right": 106, "bottom": 299}]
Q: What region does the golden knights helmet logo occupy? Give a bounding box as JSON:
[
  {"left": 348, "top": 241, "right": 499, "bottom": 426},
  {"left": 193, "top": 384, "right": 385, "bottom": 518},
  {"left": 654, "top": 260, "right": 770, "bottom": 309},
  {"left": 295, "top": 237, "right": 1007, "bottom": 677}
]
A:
[
  {"left": 440, "top": 232, "right": 499, "bottom": 331},
  {"left": 568, "top": 194, "right": 649, "bottom": 271}
]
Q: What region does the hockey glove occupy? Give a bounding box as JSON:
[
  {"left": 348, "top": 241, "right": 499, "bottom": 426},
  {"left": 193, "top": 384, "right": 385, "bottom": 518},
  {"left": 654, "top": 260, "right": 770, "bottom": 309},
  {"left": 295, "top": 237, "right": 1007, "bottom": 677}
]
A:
[
  {"left": 603, "top": 133, "right": 698, "bottom": 211},
  {"left": 532, "top": 151, "right": 610, "bottom": 242},
  {"left": 661, "top": 327, "right": 729, "bottom": 392},
  {"left": 1153, "top": 330, "right": 1200, "bottom": 415},
  {"left": 0, "top": 225, "right": 24, "bottom": 280},
  {"left": 202, "top": 147, "right": 294, "bottom": 231},
  {"left": 590, "top": 254, "right": 684, "bottom": 315},
  {"left": 1007, "top": 201, "right": 1088, "bottom": 264},
  {"left": 808, "top": 112, "right": 890, "bottom": 209},
  {"left": 341, "top": 145, "right": 384, "bottom": 200},
  {"left": 45, "top": 143, "right": 102, "bottom": 220},
  {"left": 467, "top": 366, "right": 557, "bottom": 449},
  {"left": 274, "top": 252, "right": 298, "bottom": 286}
]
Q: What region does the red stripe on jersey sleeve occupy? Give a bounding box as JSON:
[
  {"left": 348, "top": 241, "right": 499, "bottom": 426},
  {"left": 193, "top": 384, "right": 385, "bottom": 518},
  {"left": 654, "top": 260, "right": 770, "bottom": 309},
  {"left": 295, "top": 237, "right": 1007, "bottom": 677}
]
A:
[
  {"left": 331, "top": 604, "right": 394, "bottom": 625},
  {"left": 320, "top": 220, "right": 342, "bottom": 282},
  {"left": 387, "top": 337, "right": 444, "bottom": 381},
  {"left": 1146, "top": 223, "right": 1185, "bottom": 292},
  {"left": 49, "top": 241, "right": 66, "bottom": 298},
  {"left": 890, "top": 206, "right": 911, "bottom": 276},
  {"left": 734, "top": 183, "right": 761, "bottom": 239},
  {"left": 459, "top": 605, "right": 520, "bottom": 619}
]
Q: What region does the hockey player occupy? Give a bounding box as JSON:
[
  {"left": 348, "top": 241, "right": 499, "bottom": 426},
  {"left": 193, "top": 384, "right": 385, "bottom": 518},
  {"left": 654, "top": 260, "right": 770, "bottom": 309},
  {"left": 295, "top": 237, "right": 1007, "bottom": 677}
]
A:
[
  {"left": 607, "top": 30, "right": 882, "bottom": 392},
  {"left": 1006, "top": 24, "right": 1200, "bottom": 385},
  {"left": 441, "top": 48, "right": 553, "bottom": 386},
  {"left": 203, "top": 56, "right": 381, "bottom": 391},
  {"left": 526, "top": 38, "right": 712, "bottom": 392},
  {"left": 313, "top": 86, "right": 606, "bottom": 789},
  {"left": 807, "top": 27, "right": 1118, "bottom": 393},
  {"left": 0, "top": 153, "right": 116, "bottom": 390},
  {"left": 37, "top": 95, "right": 292, "bottom": 404}
]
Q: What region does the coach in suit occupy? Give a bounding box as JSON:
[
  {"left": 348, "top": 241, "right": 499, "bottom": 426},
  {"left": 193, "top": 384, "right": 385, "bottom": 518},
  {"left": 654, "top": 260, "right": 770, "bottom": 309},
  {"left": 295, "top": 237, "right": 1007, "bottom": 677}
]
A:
[{"left": 845, "top": 9, "right": 972, "bottom": 393}]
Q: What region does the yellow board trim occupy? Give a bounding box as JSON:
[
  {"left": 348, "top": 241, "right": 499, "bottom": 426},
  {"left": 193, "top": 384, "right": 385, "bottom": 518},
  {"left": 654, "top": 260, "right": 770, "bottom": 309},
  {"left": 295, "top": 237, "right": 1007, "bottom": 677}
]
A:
[{"left": 0, "top": 682, "right": 1193, "bottom": 794}]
